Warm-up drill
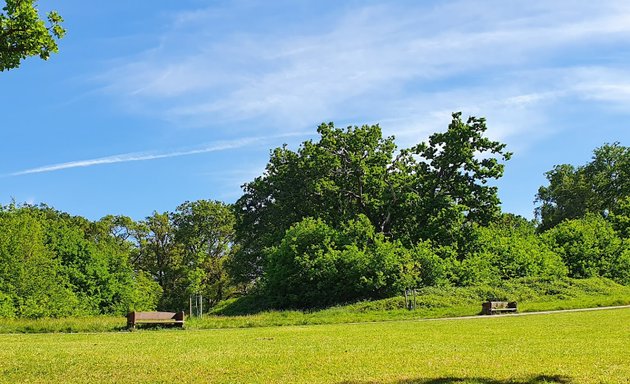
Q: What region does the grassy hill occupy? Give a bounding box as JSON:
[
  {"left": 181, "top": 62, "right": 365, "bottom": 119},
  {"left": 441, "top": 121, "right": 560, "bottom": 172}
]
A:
[{"left": 1, "top": 277, "right": 629, "bottom": 334}]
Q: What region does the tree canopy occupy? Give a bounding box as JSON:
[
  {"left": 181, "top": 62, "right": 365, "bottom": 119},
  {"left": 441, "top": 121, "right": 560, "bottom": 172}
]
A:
[
  {"left": 231, "top": 112, "right": 512, "bottom": 286},
  {"left": 0, "top": 204, "right": 161, "bottom": 318},
  {"left": 0, "top": 0, "right": 65, "bottom": 71},
  {"left": 536, "top": 143, "right": 630, "bottom": 230}
]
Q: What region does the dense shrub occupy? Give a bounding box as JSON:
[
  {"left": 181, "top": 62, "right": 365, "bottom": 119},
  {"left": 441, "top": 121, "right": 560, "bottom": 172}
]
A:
[
  {"left": 264, "top": 216, "right": 424, "bottom": 308},
  {"left": 609, "top": 196, "right": 630, "bottom": 238},
  {"left": 612, "top": 244, "right": 630, "bottom": 285},
  {"left": 471, "top": 223, "right": 568, "bottom": 281},
  {"left": 43, "top": 211, "right": 161, "bottom": 315},
  {"left": 441, "top": 218, "right": 567, "bottom": 287},
  {"left": 411, "top": 241, "right": 449, "bottom": 287},
  {"left": 454, "top": 252, "right": 501, "bottom": 286},
  {"left": 0, "top": 292, "right": 14, "bottom": 318},
  {"left": 543, "top": 214, "right": 626, "bottom": 282},
  {"left": 129, "top": 271, "right": 163, "bottom": 311}
]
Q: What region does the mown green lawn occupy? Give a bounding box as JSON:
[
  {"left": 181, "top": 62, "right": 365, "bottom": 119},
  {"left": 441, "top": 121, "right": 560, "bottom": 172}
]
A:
[{"left": 0, "top": 308, "right": 628, "bottom": 383}]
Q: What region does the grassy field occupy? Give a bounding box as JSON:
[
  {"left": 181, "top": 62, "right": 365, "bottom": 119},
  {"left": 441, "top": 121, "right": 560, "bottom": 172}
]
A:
[{"left": 0, "top": 308, "right": 628, "bottom": 383}]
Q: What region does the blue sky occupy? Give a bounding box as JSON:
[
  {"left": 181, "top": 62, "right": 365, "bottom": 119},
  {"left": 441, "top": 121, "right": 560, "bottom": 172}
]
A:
[{"left": 2, "top": 0, "right": 630, "bottom": 221}]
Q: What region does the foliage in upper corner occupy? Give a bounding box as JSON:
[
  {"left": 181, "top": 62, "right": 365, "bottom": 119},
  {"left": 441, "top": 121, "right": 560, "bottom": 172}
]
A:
[{"left": 0, "top": 0, "right": 65, "bottom": 71}]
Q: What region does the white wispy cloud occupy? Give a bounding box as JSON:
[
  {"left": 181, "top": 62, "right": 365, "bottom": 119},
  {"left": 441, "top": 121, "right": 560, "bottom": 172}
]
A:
[
  {"left": 9, "top": 137, "right": 262, "bottom": 176},
  {"left": 95, "top": 0, "right": 630, "bottom": 150}
]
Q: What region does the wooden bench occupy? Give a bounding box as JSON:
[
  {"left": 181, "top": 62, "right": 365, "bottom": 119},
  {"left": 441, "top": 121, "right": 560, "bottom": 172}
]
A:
[
  {"left": 481, "top": 301, "right": 517, "bottom": 315},
  {"left": 127, "top": 311, "right": 185, "bottom": 329}
]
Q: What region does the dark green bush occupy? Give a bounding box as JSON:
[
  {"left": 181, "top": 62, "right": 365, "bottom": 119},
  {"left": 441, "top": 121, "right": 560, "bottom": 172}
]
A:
[
  {"left": 471, "top": 223, "right": 568, "bottom": 281},
  {"left": 264, "top": 216, "right": 425, "bottom": 308},
  {"left": 543, "top": 214, "right": 626, "bottom": 283},
  {"left": 444, "top": 220, "right": 567, "bottom": 287}
]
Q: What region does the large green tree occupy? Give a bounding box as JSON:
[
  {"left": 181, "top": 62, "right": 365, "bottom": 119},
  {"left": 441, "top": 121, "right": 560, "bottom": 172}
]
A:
[
  {"left": 172, "top": 200, "right": 235, "bottom": 307},
  {"left": 133, "top": 212, "right": 184, "bottom": 310},
  {"left": 132, "top": 201, "right": 236, "bottom": 311},
  {"left": 231, "top": 122, "right": 399, "bottom": 286},
  {"left": 0, "top": 204, "right": 160, "bottom": 318},
  {"left": 231, "top": 113, "right": 511, "bottom": 285},
  {"left": 536, "top": 143, "right": 630, "bottom": 231},
  {"left": 391, "top": 113, "right": 511, "bottom": 246},
  {"left": 0, "top": 0, "right": 64, "bottom": 71},
  {"left": 609, "top": 196, "right": 630, "bottom": 239},
  {"left": 0, "top": 207, "right": 78, "bottom": 318}
]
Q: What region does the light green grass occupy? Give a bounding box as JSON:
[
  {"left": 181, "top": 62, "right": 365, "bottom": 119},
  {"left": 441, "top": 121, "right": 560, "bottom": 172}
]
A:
[
  {"left": 187, "top": 277, "right": 630, "bottom": 330},
  {"left": 0, "top": 316, "right": 125, "bottom": 334},
  {"left": 0, "top": 308, "right": 628, "bottom": 383}
]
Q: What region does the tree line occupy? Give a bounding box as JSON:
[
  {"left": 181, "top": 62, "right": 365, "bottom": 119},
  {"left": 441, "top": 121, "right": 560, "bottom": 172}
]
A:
[
  {"left": 1, "top": 113, "right": 629, "bottom": 317},
  {"left": 0, "top": 201, "right": 233, "bottom": 317}
]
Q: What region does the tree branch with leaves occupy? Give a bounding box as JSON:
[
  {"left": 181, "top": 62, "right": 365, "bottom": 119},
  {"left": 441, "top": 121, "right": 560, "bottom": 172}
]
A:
[{"left": 0, "top": 0, "right": 65, "bottom": 71}]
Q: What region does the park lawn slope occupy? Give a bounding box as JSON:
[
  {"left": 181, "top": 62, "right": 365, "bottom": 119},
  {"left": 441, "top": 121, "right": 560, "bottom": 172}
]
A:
[
  {"left": 0, "top": 308, "right": 628, "bottom": 383},
  {"left": 1, "top": 277, "right": 629, "bottom": 333},
  {"left": 189, "top": 276, "right": 630, "bottom": 329}
]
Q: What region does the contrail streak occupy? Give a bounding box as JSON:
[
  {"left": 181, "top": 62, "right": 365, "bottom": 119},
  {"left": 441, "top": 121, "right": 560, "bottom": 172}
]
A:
[{"left": 9, "top": 138, "right": 258, "bottom": 176}]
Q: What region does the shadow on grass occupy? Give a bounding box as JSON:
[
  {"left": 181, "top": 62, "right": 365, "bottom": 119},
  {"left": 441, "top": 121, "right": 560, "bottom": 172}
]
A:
[{"left": 339, "top": 374, "right": 572, "bottom": 384}]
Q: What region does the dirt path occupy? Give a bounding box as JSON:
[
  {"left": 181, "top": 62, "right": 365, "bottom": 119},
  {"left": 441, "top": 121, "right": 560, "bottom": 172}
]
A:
[{"left": 410, "top": 304, "right": 630, "bottom": 323}]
